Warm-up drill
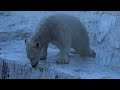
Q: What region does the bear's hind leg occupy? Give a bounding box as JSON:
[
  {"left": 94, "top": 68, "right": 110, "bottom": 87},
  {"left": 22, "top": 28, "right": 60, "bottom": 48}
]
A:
[
  {"left": 40, "top": 43, "right": 49, "bottom": 60},
  {"left": 69, "top": 48, "right": 79, "bottom": 54},
  {"left": 73, "top": 47, "right": 87, "bottom": 57},
  {"left": 72, "top": 44, "right": 81, "bottom": 55}
]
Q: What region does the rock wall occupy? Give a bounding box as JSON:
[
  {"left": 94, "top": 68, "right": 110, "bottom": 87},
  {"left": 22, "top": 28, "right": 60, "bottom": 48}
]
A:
[{"left": 1, "top": 11, "right": 120, "bottom": 79}]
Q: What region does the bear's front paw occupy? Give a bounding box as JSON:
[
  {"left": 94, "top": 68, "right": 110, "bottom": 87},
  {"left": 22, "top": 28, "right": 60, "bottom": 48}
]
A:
[
  {"left": 40, "top": 56, "right": 47, "bottom": 60},
  {"left": 56, "top": 57, "right": 69, "bottom": 64}
]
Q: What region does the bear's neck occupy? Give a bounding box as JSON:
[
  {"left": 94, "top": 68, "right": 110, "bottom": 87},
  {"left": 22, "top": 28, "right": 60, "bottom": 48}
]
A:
[{"left": 32, "top": 27, "right": 50, "bottom": 46}]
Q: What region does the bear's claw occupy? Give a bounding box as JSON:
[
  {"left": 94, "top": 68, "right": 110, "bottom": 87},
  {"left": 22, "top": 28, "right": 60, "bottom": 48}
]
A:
[{"left": 56, "top": 58, "right": 69, "bottom": 64}]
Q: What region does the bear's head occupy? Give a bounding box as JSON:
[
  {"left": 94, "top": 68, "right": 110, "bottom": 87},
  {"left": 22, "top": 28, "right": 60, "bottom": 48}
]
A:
[{"left": 25, "top": 38, "right": 42, "bottom": 68}]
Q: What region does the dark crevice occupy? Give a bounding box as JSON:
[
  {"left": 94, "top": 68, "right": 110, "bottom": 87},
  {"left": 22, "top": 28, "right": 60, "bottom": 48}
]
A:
[
  {"left": 2, "top": 61, "right": 10, "bottom": 79},
  {"left": 55, "top": 75, "right": 59, "bottom": 79},
  {"left": 97, "top": 31, "right": 111, "bottom": 44}
]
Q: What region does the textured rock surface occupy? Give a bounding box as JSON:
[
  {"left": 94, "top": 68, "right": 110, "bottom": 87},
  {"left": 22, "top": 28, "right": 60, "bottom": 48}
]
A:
[{"left": 0, "top": 11, "right": 120, "bottom": 79}]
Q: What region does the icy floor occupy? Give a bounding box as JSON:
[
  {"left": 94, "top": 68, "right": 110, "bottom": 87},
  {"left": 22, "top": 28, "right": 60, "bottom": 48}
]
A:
[{"left": 0, "top": 40, "right": 120, "bottom": 79}]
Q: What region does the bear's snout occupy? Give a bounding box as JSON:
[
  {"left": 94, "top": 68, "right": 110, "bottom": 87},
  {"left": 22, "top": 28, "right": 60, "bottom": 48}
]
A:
[{"left": 32, "top": 63, "right": 38, "bottom": 68}]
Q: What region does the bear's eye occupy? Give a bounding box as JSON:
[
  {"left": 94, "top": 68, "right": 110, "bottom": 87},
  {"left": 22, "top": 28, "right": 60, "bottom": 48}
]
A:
[
  {"left": 36, "top": 42, "right": 39, "bottom": 47},
  {"left": 33, "top": 42, "right": 40, "bottom": 48}
]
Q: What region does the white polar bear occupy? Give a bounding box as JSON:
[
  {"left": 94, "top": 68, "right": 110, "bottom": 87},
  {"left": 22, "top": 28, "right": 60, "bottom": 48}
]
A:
[{"left": 25, "top": 14, "right": 96, "bottom": 68}]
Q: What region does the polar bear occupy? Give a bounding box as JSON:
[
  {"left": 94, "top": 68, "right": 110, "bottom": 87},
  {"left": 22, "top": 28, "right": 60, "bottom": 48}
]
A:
[{"left": 25, "top": 14, "right": 96, "bottom": 68}]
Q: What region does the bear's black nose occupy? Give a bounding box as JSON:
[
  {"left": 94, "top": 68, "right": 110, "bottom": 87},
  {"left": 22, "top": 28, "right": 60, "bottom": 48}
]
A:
[
  {"left": 32, "top": 65, "right": 37, "bottom": 68},
  {"left": 32, "top": 63, "right": 38, "bottom": 68}
]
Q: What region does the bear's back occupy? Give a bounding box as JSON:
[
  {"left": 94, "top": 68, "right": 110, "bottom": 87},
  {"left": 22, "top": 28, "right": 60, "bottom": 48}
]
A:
[
  {"left": 45, "top": 14, "right": 87, "bottom": 34},
  {"left": 46, "top": 14, "right": 81, "bottom": 29}
]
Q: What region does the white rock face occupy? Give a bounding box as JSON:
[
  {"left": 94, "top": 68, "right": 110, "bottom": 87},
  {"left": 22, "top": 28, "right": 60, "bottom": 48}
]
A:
[{"left": 0, "top": 11, "right": 120, "bottom": 79}]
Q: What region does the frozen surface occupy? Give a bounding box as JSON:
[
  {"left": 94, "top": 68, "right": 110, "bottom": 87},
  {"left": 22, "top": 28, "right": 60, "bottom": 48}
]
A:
[{"left": 1, "top": 11, "right": 120, "bottom": 79}]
